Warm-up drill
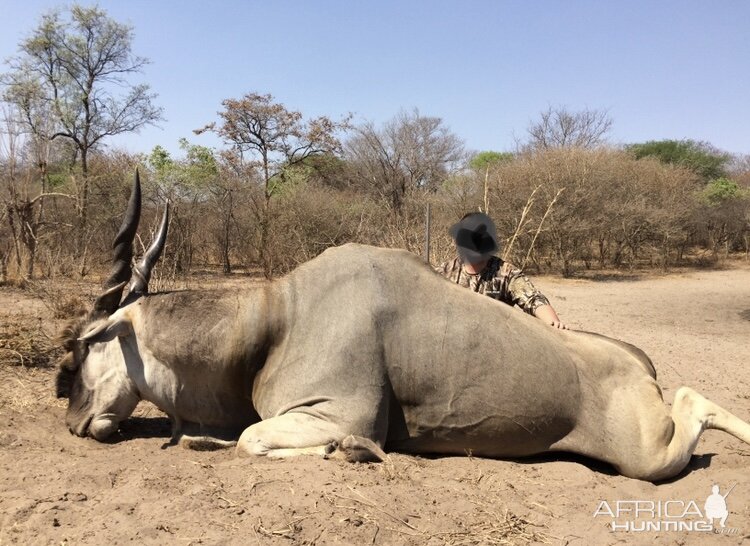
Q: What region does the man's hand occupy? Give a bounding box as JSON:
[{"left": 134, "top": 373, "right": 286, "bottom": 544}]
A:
[{"left": 534, "top": 305, "right": 568, "bottom": 330}]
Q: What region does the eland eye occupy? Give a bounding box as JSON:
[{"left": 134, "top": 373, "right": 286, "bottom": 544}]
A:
[{"left": 56, "top": 366, "right": 77, "bottom": 398}]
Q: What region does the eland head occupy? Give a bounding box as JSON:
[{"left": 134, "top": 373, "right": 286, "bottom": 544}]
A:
[{"left": 56, "top": 170, "right": 169, "bottom": 440}]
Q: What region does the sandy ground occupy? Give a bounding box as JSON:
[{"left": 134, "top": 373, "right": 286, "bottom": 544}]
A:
[{"left": 0, "top": 262, "right": 749, "bottom": 545}]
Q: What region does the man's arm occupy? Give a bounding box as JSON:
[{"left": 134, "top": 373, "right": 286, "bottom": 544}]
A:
[
  {"left": 504, "top": 265, "right": 568, "bottom": 329},
  {"left": 534, "top": 304, "right": 567, "bottom": 329}
]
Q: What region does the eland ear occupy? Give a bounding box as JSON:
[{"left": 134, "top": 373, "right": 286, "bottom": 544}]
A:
[
  {"left": 58, "top": 351, "right": 76, "bottom": 371},
  {"left": 79, "top": 317, "right": 133, "bottom": 344}
]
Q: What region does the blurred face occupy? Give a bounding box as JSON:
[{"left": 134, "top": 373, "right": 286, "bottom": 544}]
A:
[
  {"left": 456, "top": 245, "right": 491, "bottom": 271},
  {"left": 453, "top": 223, "right": 496, "bottom": 267}
]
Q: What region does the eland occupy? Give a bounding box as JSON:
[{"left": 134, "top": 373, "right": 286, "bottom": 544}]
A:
[{"left": 56, "top": 173, "right": 750, "bottom": 481}]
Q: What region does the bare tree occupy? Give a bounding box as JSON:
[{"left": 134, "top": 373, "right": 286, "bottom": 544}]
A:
[
  {"left": 2, "top": 4, "right": 163, "bottom": 246},
  {"left": 345, "top": 108, "right": 466, "bottom": 211},
  {"left": 0, "top": 103, "right": 75, "bottom": 278},
  {"left": 523, "top": 106, "right": 612, "bottom": 151},
  {"left": 196, "top": 92, "right": 348, "bottom": 276},
  {"left": 198, "top": 93, "right": 346, "bottom": 200}
]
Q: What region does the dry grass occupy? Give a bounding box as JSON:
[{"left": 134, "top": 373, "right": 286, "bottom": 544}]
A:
[
  {"left": 377, "top": 453, "right": 427, "bottom": 482},
  {"left": 0, "top": 279, "right": 93, "bottom": 370},
  {"left": 0, "top": 276, "right": 29, "bottom": 289},
  {"left": 26, "top": 280, "right": 90, "bottom": 319},
  {"left": 321, "top": 484, "right": 550, "bottom": 545},
  {"left": 0, "top": 318, "right": 60, "bottom": 368},
  {"left": 442, "top": 504, "right": 551, "bottom": 545},
  {"left": 0, "top": 366, "right": 65, "bottom": 412}
]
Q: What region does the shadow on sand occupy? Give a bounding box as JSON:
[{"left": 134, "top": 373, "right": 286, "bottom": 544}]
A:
[
  {"left": 110, "top": 416, "right": 172, "bottom": 442},
  {"left": 656, "top": 453, "right": 716, "bottom": 484},
  {"left": 507, "top": 451, "right": 716, "bottom": 482},
  {"left": 108, "top": 416, "right": 244, "bottom": 450},
  {"left": 102, "top": 418, "right": 719, "bottom": 482},
  {"left": 416, "top": 450, "right": 717, "bottom": 482}
]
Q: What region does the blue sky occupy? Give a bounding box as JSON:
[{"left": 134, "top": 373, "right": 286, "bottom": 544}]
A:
[{"left": 2, "top": 1, "right": 749, "bottom": 157}]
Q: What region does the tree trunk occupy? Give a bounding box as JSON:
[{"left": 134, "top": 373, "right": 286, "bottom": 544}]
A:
[
  {"left": 221, "top": 217, "right": 232, "bottom": 275},
  {"left": 77, "top": 147, "right": 90, "bottom": 272},
  {"left": 0, "top": 246, "right": 8, "bottom": 284},
  {"left": 7, "top": 208, "right": 24, "bottom": 275},
  {"left": 260, "top": 209, "right": 271, "bottom": 279},
  {"left": 261, "top": 153, "right": 273, "bottom": 279}
]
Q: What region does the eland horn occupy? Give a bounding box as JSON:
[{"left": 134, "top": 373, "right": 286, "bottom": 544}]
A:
[
  {"left": 93, "top": 170, "right": 142, "bottom": 315},
  {"left": 128, "top": 201, "right": 170, "bottom": 297}
]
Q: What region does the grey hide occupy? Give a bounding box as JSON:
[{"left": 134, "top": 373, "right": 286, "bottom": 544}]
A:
[{"left": 62, "top": 244, "right": 750, "bottom": 481}]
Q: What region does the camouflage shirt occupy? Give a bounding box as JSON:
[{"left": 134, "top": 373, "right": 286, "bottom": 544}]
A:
[{"left": 436, "top": 256, "right": 550, "bottom": 315}]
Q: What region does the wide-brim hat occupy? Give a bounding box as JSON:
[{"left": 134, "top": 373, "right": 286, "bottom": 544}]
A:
[{"left": 449, "top": 213, "right": 498, "bottom": 263}]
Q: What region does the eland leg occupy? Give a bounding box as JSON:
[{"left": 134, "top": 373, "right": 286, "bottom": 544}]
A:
[
  {"left": 624, "top": 387, "right": 750, "bottom": 481},
  {"left": 236, "top": 412, "right": 385, "bottom": 462}
]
